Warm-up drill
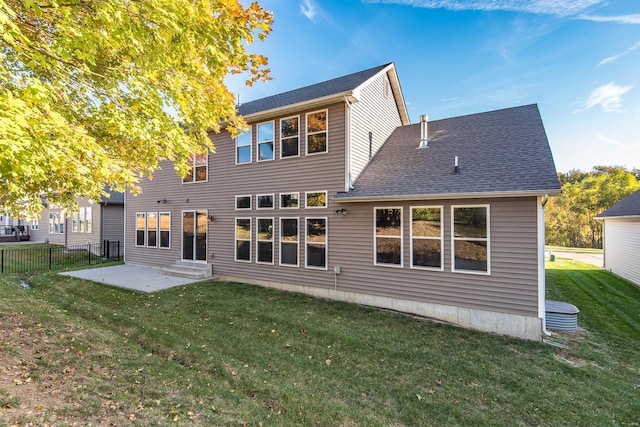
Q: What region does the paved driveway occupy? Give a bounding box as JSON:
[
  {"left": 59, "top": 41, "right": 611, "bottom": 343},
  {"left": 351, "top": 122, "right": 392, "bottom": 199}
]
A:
[
  {"left": 547, "top": 251, "right": 603, "bottom": 268},
  {"left": 60, "top": 264, "right": 207, "bottom": 292}
]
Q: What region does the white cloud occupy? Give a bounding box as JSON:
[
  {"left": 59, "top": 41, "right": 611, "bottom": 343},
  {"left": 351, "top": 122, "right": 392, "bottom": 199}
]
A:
[
  {"left": 363, "top": 0, "right": 603, "bottom": 16},
  {"left": 578, "top": 14, "right": 640, "bottom": 24},
  {"left": 300, "top": 0, "right": 317, "bottom": 20},
  {"left": 596, "top": 134, "right": 640, "bottom": 150},
  {"left": 597, "top": 41, "right": 640, "bottom": 67},
  {"left": 573, "top": 82, "right": 634, "bottom": 113}
]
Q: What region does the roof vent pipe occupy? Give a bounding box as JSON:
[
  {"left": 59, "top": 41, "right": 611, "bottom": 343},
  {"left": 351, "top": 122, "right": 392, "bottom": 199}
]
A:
[{"left": 419, "top": 114, "right": 428, "bottom": 148}]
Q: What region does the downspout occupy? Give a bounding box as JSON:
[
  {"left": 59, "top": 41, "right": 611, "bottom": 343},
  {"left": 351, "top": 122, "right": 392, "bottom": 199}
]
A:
[
  {"left": 123, "top": 193, "right": 127, "bottom": 263},
  {"left": 344, "top": 95, "right": 352, "bottom": 191},
  {"left": 539, "top": 194, "right": 552, "bottom": 336}
]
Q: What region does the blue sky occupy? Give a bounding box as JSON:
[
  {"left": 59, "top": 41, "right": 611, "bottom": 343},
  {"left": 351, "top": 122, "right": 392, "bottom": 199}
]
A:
[{"left": 228, "top": 0, "right": 639, "bottom": 173}]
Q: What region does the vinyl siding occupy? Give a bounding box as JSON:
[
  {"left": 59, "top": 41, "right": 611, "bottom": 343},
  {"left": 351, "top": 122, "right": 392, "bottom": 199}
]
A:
[
  {"left": 102, "top": 204, "right": 124, "bottom": 244},
  {"left": 125, "top": 102, "right": 347, "bottom": 272},
  {"left": 325, "top": 197, "right": 540, "bottom": 317},
  {"left": 349, "top": 72, "right": 403, "bottom": 184},
  {"left": 603, "top": 218, "right": 640, "bottom": 286},
  {"left": 126, "top": 100, "right": 541, "bottom": 323}
]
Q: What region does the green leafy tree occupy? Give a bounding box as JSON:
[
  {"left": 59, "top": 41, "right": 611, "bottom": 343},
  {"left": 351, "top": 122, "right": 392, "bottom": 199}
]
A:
[
  {"left": 0, "top": 0, "right": 272, "bottom": 217},
  {"left": 546, "top": 166, "right": 640, "bottom": 248}
]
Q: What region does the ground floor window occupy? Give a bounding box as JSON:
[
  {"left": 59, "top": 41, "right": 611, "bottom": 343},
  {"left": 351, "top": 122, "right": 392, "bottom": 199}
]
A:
[
  {"left": 257, "top": 218, "right": 274, "bottom": 264},
  {"left": 280, "top": 218, "right": 299, "bottom": 267},
  {"left": 159, "top": 212, "right": 171, "bottom": 248},
  {"left": 30, "top": 220, "right": 39, "bottom": 231},
  {"left": 147, "top": 212, "right": 158, "bottom": 247},
  {"left": 135, "top": 212, "right": 146, "bottom": 246},
  {"left": 235, "top": 218, "right": 251, "bottom": 262},
  {"left": 375, "top": 208, "right": 402, "bottom": 266},
  {"left": 452, "top": 205, "right": 489, "bottom": 274},
  {"left": 136, "top": 211, "right": 172, "bottom": 249},
  {"left": 306, "top": 217, "right": 327, "bottom": 269},
  {"left": 411, "top": 206, "right": 443, "bottom": 270}
]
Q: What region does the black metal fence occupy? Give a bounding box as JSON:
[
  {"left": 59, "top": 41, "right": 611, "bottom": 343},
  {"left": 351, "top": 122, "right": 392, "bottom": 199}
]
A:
[{"left": 0, "top": 241, "right": 121, "bottom": 274}]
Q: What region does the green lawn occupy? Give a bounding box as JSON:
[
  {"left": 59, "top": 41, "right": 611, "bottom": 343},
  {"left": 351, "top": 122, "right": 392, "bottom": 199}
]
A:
[{"left": 0, "top": 259, "right": 638, "bottom": 426}]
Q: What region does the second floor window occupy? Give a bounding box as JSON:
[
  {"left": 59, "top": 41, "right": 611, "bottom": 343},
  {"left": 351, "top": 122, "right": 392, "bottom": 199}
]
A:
[
  {"left": 72, "top": 206, "right": 92, "bottom": 233},
  {"left": 236, "top": 129, "right": 252, "bottom": 164},
  {"left": 281, "top": 116, "right": 299, "bottom": 158},
  {"left": 48, "top": 212, "right": 64, "bottom": 234},
  {"left": 183, "top": 153, "right": 207, "bottom": 183},
  {"left": 257, "top": 121, "right": 274, "bottom": 161},
  {"left": 306, "top": 110, "right": 327, "bottom": 154}
]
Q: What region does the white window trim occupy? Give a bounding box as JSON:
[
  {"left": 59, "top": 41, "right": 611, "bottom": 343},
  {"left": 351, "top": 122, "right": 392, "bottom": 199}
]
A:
[
  {"left": 135, "top": 212, "right": 146, "bottom": 247},
  {"left": 256, "top": 217, "right": 274, "bottom": 265},
  {"left": 235, "top": 195, "right": 252, "bottom": 211},
  {"left": 410, "top": 206, "right": 444, "bottom": 271},
  {"left": 374, "top": 207, "right": 404, "bottom": 268},
  {"left": 280, "top": 115, "right": 300, "bottom": 159},
  {"left": 236, "top": 127, "right": 252, "bottom": 165},
  {"left": 305, "top": 217, "right": 328, "bottom": 270},
  {"left": 305, "top": 109, "right": 328, "bottom": 155},
  {"left": 159, "top": 212, "right": 171, "bottom": 249},
  {"left": 256, "top": 194, "right": 275, "bottom": 210},
  {"left": 305, "top": 190, "right": 328, "bottom": 209},
  {"left": 451, "top": 204, "right": 491, "bottom": 275},
  {"left": 279, "top": 217, "right": 299, "bottom": 267},
  {"left": 182, "top": 152, "right": 208, "bottom": 184},
  {"left": 280, "top": 192, "right": 300, "bottom": 209},
  {"left": 257, "top": 120, "right": 275, "bottom": 162},
  {"left": 235, "top": 217, "right": 252, "bottom": 263},
  {"left": 30, "top": 220, "right": 39, "bottom": 231},
  {"left": 48, "top": 211, "right": 65, "bottom": 235}
]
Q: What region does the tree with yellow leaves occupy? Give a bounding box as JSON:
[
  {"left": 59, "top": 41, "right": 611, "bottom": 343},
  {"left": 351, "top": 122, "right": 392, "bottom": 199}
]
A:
[{"left": 0, "top": 0, "right": 272, "bottom": 217}]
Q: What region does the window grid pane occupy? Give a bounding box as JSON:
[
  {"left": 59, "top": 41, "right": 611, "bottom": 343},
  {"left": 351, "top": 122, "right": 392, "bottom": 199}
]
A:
[
  {"left": 375, "top": 208, "right": 402, "bottom": 266},
  {"left": 236, "top": 130, "right": 252, "bottom": 164},
  {"left": 453, "top": 206, "right": 489, "bottom": 273},
  {"left": 235, "top": 218, "right": 251, "bottom": 262},
  {"left": 306, "top": 218, "right": 326, "bottom": 268},
  {"left": 306, "top": 110, "right": 327, "bottom": 154}
]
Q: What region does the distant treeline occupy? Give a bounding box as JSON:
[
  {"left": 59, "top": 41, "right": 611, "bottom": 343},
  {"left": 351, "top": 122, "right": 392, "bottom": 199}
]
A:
[{"left": 545, "top": 166, "right": 640, "bottom": 249}]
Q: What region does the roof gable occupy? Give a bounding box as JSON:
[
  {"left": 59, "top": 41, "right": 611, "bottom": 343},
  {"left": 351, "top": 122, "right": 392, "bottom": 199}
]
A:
[
  {"left": 237, "top": 63, "right": 409, "bottom": 124},
  {"left": 597, "top": 189, "right": 640, "bottom": 218},
  {"left": 336, "top": 104, "right": 561, "bottom": 200}
]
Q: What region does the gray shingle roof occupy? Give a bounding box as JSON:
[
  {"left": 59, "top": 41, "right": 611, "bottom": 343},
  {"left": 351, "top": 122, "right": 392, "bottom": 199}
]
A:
[
  {"left": 100, "top": 187, "right": 124, "bottom": 204},
  {"left": 336, "top": 104, "right": 560, "bottom": 200},
  {"left": 238, "top": 63, "right": 392, "bottom": 116},
  {"left": 597, "top": 189, "right": 640, "bottom": 218}
]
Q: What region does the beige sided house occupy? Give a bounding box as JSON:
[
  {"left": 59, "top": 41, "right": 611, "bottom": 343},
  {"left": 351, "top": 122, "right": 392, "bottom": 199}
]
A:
[
  {"left": 596, "top": 189, "right": 640, "bottom": 286},
  {"left": 31, "top": 189, "right": 124, "bottom": 253},
  {"left": 125, "top": 63, "right": 561, "bottom": 340}
]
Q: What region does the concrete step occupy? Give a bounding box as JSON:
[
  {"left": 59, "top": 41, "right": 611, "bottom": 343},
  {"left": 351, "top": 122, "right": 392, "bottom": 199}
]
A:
[{"left": 163, "top": 262, "right": 213, "bottom": 279}]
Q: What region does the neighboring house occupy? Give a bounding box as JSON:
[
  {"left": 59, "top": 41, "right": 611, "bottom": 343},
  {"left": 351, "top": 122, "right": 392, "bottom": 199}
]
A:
[
  {"left": 0, "top": 213, "right": 30, "bottom": 242},
  {"left": 596, "top": 189, "right": 640, "bottom": 286},
  {"left": 31, "top": 189, "right": 125, "bottom": 251},
  {"left": 125, "top": 62, "right": 561, "bottom": 340}
]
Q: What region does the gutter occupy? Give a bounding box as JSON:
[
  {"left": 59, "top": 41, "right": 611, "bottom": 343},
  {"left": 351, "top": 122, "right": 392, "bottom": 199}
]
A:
[
  {"left": 333, "top": 189, "right": 562, "bottom": 203},
  {"left": 595, "top": 214, "right": 640, "bottom": 221},
  {"left": 240, "top": 91, "right": 360, "bottom": 123}
]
